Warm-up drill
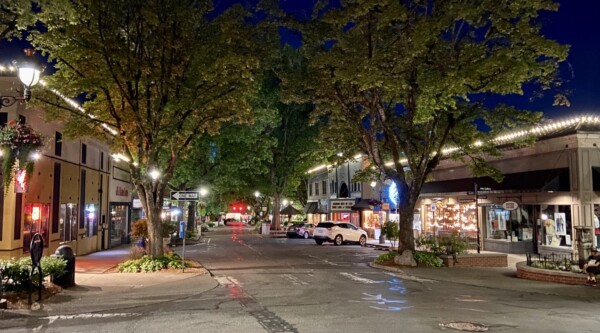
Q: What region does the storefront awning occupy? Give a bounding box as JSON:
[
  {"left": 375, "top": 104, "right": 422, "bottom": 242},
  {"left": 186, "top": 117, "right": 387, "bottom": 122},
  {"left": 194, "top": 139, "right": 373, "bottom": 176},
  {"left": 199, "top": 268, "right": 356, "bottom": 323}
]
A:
[
  {"left": 351, "top": 199, "right": 382, "bottom": 211},
  {"left": 421, "top": 168, "right": 569, "bottom": 194},
  {"left": 305, "top": 202, "right": 318, "bottom": 214}
]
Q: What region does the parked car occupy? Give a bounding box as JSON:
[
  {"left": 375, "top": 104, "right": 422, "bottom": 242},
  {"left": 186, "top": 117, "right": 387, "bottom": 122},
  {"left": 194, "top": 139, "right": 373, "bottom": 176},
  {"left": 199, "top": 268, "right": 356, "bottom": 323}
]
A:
[
  {"left": 286, "top": 223, "right": 315, "bottom": 239},
  {"left": 313, "top": 221, "right": 367, "bottom": 246}
]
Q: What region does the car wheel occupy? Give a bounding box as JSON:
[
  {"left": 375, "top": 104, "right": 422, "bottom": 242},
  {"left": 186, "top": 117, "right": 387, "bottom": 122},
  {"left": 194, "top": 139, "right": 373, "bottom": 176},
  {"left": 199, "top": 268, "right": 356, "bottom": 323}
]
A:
[
  {"left": 334, "top": 235, "right": 343, "bottom": 246},
  {"left": 303, "top": 232, "right": 309, "bottom": 239},
  {"left": 315, "top": 240, "right": 323, "bottom": 245},
  {"left": 359, "top": 235, "right": 366, "bottom": 247}
]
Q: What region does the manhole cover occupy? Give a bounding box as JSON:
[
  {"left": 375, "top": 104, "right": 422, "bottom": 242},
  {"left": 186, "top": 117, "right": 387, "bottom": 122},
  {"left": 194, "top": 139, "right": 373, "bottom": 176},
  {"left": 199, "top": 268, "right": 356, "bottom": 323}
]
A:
[{"left": 440, "top": 322, "right": 488, "bottom": 332}]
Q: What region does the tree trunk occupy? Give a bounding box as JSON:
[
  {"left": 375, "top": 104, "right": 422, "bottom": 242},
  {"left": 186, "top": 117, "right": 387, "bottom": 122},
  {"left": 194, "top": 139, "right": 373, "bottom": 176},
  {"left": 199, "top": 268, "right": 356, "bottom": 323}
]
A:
[
  {"left": 187, "top": 202, "right": 195, "bottom": 232},
  {"left": 394, "top": 179, "right": 417, "bottom": 254},
  {"left": 272, "top": 194, "right": 281, "bottom": 230},
  {"left": 136, "top": 183, "right": 165, "bottom": 257}
]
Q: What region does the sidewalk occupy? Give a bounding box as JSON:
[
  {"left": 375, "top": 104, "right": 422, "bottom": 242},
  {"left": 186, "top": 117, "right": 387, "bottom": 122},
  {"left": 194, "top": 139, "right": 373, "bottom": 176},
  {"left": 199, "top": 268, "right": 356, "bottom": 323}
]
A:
[{"left": 75, "top": 245, "right": 131, "bottom": 274}]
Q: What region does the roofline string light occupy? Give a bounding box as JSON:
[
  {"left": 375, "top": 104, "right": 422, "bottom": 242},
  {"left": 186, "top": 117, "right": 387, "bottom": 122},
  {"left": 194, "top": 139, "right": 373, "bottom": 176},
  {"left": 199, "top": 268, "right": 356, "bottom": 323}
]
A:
[{"left": 307, "top": 115, "right": 600, "bottom": 173}]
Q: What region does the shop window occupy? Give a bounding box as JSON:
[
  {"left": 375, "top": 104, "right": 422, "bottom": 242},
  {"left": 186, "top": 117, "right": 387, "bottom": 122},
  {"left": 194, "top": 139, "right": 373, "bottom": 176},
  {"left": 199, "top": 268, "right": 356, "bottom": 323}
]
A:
[
  {"left": 594, "top": 205, "right": 600, "bottom": 248},
  {"left": 23, "top": 203, "right": 50, "bottom": 252},
  {"left": 322, "top": 181, "right": 326, "bottom": 195},
  {"left": 540, "top": 205, "right": 572, "bottom": 248},
  {"left": 424, "top": 202, "right": 477, "bottom": 233},
  {"left": 81, "top": 143, "right": 87, "bottom": 164},
  {"left": 485, "top": 206, "right": 533, "bottom": 241},
  {"left": 59, "top": 203, "right": 78, "bottom": 242},
  {"left": 309, "top": 183, "right": 313, "bottom": 196},
  {"left": 18, "top": 114, "right": 26, "bottom": 124},
  {"left": 100, "top": 151, "right": 104, "bottom": 170},
  {"left": 110, "top": 204, "right": 130, "bottom": 246},
  {"left": 55, "top": 132, "right": 62, "bottom": 157},
  {"left": 85, "top": 204, "right": 98, "bottom": 237},
  {"left": 315, "top": 182, "right": 319, "bottom": 195}
]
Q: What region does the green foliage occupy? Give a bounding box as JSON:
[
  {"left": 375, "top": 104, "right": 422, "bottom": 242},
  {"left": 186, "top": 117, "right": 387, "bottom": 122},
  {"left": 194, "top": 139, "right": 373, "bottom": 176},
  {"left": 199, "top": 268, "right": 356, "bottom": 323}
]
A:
[
  {"left": 438, "top": 231, "right": 469, "bottom": 255},
  {"left": 0, "top": 256, "right": 67, "bottom": 291},
  {"left": 282, "top": 0, "right": 568, "bottom": 252},
  {"left": 117, "top": 253, "right": 188, "bottom": 273},
  {"left": 413, "top": 251, "right": 444, "bottom": 268},
  {"left": 416, "top": 231, "right": 469, "bottom": 256},
  {"left": 185, "top": 230, "right": 197, "bottom": 239},
  {"left": 0, "top": 122, "right": 45, "bottom": 190},
  {"left": 162, "top": 222, "right": 177, "bottom": 238},
  {"left": 207, "top": 222, "right": 215, "bottom": 228},
  {"left": 201, "top": 225, "right": 209, "bottom": 232},
  {"left": 382, "top": 221, "right": 399, "bottom": 247},
  {"left": 375, "top": 251, "right": 396, "bottom": 264}
]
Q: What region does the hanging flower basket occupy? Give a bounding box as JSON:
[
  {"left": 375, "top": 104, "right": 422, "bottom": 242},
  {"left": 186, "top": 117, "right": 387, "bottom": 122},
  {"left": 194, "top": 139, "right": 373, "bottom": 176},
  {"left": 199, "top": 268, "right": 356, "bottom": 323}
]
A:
[{"left": 0, "top": 120, "right": 45, "bottom": 191}]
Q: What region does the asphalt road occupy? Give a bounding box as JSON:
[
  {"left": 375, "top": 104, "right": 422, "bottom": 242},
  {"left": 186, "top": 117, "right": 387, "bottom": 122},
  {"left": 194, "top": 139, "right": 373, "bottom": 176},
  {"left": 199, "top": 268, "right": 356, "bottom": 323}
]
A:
[{"left": 3, "top": 225, "right": 599, "bottom": 332}]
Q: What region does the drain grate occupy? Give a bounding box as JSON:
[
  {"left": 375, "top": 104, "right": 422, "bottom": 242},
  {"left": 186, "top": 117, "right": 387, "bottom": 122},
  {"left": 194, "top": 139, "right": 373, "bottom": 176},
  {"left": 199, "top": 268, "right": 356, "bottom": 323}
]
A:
[{"left": 440, "top": 322, "right": 488, "bottom": 332}]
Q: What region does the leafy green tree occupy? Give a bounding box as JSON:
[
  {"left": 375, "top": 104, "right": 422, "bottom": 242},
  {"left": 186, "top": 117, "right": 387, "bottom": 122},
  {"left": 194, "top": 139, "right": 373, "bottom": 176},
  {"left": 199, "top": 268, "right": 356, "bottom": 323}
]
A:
[
  {"left": 26, "top": 0, "right": 265, "bottom": 256},
  {"left": 290, "top": 0, "right": 568, "bottom": 257},
  {"left": 0, "top": 0, "right": 31, "bottom": 41},
  {"left": 255, "top": 48, "right": 321, "bottom": 230}
]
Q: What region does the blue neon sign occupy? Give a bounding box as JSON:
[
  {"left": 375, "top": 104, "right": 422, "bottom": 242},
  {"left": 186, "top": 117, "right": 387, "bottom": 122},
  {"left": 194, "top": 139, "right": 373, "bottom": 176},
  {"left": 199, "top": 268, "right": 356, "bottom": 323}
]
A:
[{"left": 389, "top": 181, "right": 398, "bottom": 206}]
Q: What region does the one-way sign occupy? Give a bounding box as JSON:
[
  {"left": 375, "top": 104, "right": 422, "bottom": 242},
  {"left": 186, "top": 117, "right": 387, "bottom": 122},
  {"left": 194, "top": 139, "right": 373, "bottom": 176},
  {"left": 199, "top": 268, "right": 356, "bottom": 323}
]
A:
[{"left": 170, "top": 191, "right": 200, "bottom": 201}]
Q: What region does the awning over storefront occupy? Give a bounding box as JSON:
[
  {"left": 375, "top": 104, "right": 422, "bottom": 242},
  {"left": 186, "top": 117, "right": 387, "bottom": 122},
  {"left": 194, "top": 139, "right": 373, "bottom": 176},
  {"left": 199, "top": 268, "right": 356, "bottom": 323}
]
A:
[
  {"left": 305, "top": 202, "right": 318, "bottom": 214},
  {"left": 351, "top": 199, "right": 382, "bottom": 211},
  {"left": 421, "top": 168, "right": 570, "bottom": 194}
]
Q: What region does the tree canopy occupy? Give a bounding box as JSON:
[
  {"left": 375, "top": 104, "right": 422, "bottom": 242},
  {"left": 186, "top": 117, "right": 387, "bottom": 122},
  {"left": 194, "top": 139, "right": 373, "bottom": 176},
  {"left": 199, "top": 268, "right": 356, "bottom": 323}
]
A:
[
  {"left": 25, "top": 0, "right": 269, "bottom": 256},
  {"left": 288, "top": 0, "right": 569, "bottom": 255}
]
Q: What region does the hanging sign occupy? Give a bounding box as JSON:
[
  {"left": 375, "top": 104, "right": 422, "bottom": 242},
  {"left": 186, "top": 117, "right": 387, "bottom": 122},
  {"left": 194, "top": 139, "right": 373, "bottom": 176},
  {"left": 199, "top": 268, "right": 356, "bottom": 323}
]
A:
[{"left": 502, "top": 201, "right": 519, "bottom": 211}]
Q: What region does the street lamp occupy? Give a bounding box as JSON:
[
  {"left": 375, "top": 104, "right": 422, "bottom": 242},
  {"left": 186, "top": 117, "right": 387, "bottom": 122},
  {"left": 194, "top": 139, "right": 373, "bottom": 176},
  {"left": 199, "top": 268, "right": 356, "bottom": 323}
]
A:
[
  {"left": 199, "top": 187, "right": 208, "bottom": 197},
  {"left": 149, "top": 169, "right": 160, "bottom": 180},
  {"left": 282, "top": 199, "right": 288, "bottom": 206},
  {"left": 254, "top": 191, "right": 260, "bottom": 198},
  {"left": 1, "top": 49, "right": 42, "bottom": 109}
]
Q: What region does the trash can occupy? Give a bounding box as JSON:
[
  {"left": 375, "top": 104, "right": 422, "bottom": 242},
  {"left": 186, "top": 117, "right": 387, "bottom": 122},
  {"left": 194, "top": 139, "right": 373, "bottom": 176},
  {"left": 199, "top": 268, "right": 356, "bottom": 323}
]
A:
[{"left": 54, "top": 245, "right": 76, "bottom": 288}]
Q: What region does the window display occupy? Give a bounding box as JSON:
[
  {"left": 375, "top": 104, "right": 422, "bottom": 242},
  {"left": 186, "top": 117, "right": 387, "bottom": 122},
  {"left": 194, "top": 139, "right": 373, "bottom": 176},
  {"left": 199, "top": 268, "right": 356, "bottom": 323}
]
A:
[
  {"left": 85, "top": 204, "right": 98, "bottom": 237},
  {"left": 484, "top": 205, "right": 533, "bottom": 242},
  {"left": 109, "top": 204, "right": 129, "bottom": 247},
  {"left": 424, "top": 202, "right": 477, "bottom": 233},
  {"left": 23, "top": 203, "right": 50, "bottom": 252},
  {"left": 540, "top": 205, "right": 571, "bottom": 248},
  {"left": 59, "top": 203, "right": 78, "bottom": 243}
]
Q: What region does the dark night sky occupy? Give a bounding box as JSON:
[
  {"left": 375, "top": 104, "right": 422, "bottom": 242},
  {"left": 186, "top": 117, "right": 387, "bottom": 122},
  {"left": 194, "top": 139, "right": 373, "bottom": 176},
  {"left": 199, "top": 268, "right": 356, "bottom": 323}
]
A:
[{"left": 1, "top": 0, "right": 598, "bottom": 119}]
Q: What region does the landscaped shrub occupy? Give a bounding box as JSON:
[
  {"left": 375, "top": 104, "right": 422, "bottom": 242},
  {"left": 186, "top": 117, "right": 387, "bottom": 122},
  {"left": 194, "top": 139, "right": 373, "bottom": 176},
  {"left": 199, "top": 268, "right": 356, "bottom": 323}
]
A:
[
  {"left": 416, "top": 231, "right": 469, "bottom": 256},
  {"left": 131, "top": 219, "right": 149, "bottom": 239},
  {"left": 413, "top": 251, "right": 443, "bottom": 267},
  {"left": 0, "top": 256, "right": 67, "bottom": 291},
  {"left": 207, "top": 222, "right": 215, "bottom": 228},
  {"left": 117, "top": 253, "right": 188, "bottom": 273},
  {"left": 375, "top": 251, "right": 396, "bottom": 264},
  {"left": 201, "top": 225, "right": 209, "bottom": 232},
  {"left": 382, "top": 221, "right": 399, "bottom": 248}
]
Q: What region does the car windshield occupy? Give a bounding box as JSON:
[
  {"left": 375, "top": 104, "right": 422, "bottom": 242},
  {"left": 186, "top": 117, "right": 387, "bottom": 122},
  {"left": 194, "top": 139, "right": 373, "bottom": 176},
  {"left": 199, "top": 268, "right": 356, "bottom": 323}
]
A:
[{"left": 316, "top": 222, "right": 335, "bottom": 228}]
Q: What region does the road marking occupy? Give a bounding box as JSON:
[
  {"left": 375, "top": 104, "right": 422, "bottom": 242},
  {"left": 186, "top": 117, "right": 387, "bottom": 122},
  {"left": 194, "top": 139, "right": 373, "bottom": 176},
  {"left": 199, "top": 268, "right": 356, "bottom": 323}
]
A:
[
  {"left": 207, "top": 238, "right": 211, "bottom": 245},
  {"left": 39, "top": 313, "right": 141, "bottom": 327},
  {"left": 349, "top": 293, "right": 413, "bottom": 312},
  {"left": 215, "top": 276, "right": 242, "bottom": 287},
  {"left": 281, "top": 274, "right": 309, "bottom": 285},
  {"left": 384, "top": 272, "right": 435, "bottom": 283},
  {"left": 340, "top": 272, "right": 383, "bottom": 284}
]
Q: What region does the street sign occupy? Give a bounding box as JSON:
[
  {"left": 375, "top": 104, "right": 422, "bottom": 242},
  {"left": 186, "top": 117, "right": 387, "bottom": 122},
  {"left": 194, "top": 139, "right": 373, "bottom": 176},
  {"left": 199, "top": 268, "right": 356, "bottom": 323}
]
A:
[
  {"left": 179, "top": 221, "right": 186, "bottom": 239},
  {"left": 170, "top": 191, "right": 200, "bottom": 201}
]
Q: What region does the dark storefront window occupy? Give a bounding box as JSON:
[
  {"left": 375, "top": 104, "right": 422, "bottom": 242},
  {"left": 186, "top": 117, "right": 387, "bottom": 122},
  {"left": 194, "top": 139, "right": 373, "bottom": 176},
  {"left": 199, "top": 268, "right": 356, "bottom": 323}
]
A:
[{"left": 59, "top": 203, "right": 78, "bottom": 242}]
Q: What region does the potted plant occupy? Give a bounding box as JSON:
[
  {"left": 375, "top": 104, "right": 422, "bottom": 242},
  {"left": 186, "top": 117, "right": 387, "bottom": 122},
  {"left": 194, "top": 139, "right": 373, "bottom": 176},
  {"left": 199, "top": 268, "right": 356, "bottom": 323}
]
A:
[{"left": 131, "top": 219, "right": 148, "bottom": 249}]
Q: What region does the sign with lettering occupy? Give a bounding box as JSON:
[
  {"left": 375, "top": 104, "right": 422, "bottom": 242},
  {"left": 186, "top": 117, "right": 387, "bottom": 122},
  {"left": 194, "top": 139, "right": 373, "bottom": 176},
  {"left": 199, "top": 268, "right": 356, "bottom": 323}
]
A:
[
  {"left": 170, "top": 191, "right": 200, "bottom": 201},
  {"left": 330, "top": 199, "right": 356, "bottom": 211},
  {"left": 502, "top": 201, "right": 519, "bottom": 211}
]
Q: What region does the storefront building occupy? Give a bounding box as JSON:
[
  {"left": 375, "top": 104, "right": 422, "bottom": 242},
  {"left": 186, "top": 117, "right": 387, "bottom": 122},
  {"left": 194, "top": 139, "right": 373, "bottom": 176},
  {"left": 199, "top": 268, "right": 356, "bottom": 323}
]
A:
[
  {"left": 0, "top": 74, "right": 131, "bottom": 259},
  {"left": 108, "top": 162, "right": 133, "bottom": 248},
  {"left": 417, "top": 116, "right": 600, "bottom": 257}
]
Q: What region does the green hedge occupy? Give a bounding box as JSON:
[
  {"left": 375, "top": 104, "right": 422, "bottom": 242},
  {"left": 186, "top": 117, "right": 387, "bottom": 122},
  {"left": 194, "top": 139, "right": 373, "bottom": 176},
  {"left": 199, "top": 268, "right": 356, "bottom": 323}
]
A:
[
  {"left": 117, "top": 253, "right": 188, "bottom": 273},
  {"left": 0, "top": 256, "right": 67, "bottom": 292}
]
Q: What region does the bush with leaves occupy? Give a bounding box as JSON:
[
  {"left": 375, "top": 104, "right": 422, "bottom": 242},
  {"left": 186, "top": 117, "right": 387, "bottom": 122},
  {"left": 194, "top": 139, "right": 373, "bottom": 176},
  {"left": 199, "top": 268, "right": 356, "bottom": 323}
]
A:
[
  {"left": 413, "top": 251, "right": 443, "bottom": 267},
  {"left": 375, "top": 251, "right": 396, "bottom": 264},
  {"left": 131, "top": 219, "right": 149, "bottom": 239},
  {"left": 382, "top": 221, "right": 399, "bottom": 248},
  {"left": 0, "top": 256, "right": 67, "bottom": 291},
  {"left": 117, "top": 253, "right": 188, "bottom": 273},
  {"left": 437, "top": 231, "right": 469, "bottom": 255}
]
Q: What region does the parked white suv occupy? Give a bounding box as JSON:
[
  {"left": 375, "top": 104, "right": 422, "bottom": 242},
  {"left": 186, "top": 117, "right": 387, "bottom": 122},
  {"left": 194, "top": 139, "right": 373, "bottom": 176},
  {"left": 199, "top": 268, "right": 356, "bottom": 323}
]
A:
[{"left": 313, "top": 221, "right": 367, "bottom": 246}]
